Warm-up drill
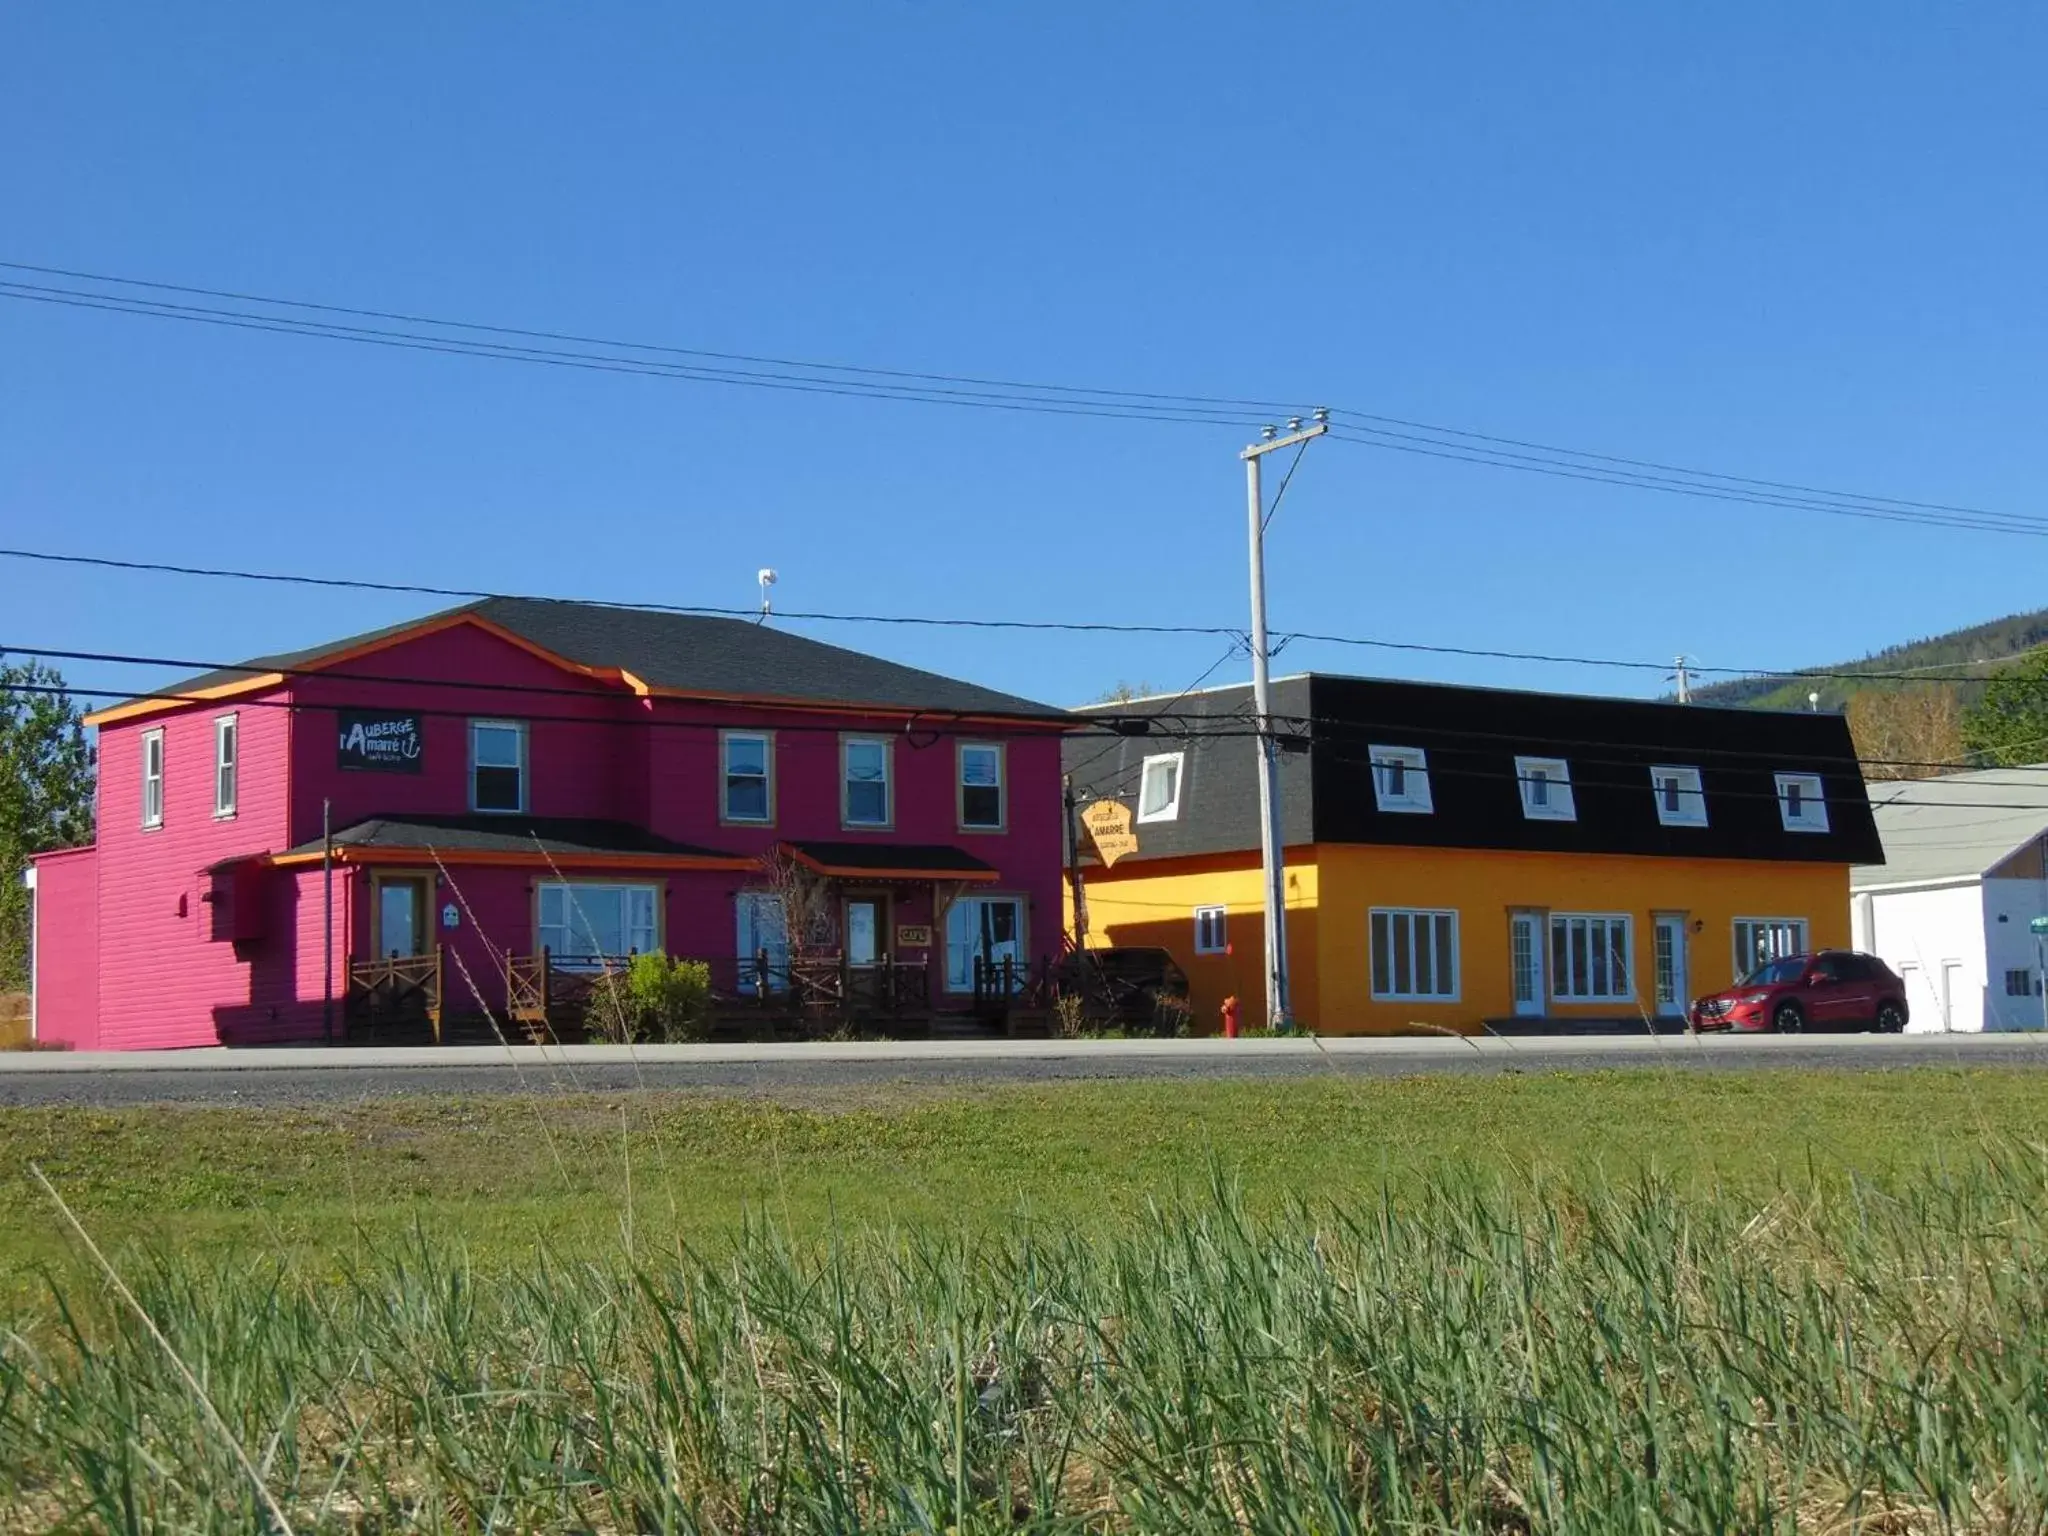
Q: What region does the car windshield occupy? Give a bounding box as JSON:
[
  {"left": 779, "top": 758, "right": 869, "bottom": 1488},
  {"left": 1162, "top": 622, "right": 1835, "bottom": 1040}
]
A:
[{"left": 1742, "top": 957, "right": 1807, "bottom": 987}]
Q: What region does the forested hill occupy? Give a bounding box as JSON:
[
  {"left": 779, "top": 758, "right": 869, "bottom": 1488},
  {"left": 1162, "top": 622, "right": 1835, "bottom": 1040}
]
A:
[{"left": 1690, "top": 609, "right": 2048, "bottom": 711}]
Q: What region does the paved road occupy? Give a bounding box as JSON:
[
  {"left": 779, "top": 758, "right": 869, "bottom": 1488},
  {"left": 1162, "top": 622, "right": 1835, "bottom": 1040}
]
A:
[{"left": 2, "top": 1034, "right": 2045, "bottom": 1106}]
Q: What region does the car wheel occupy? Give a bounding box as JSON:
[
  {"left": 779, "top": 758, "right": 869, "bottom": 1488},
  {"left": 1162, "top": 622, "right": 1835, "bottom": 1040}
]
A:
[
  {"left": 1772, "top": 1001, "right": 1805, "bottom": 1034},
  {"left": 1874, "top": 1001, "right": 1905, "bottom": 1034}
]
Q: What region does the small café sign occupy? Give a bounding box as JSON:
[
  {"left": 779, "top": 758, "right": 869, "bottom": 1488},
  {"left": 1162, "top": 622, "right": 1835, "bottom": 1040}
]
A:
[
  {"left": 337, "top": 710, "right": 424, "bottom": 773},
  {"left": 1081, "top": 799, "right": 1137, "bottom": 866},
  {"left": 895, "top": 924, "right": 933, "bottom": 948}
]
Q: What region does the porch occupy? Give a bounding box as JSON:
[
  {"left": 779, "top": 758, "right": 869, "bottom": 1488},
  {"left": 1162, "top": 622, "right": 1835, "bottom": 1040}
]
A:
[{"left": 345, "top": 948, "right": 1055, "bottom": 1044}]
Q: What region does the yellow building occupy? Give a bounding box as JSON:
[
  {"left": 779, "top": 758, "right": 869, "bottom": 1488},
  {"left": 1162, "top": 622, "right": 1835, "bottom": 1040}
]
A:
[{"left": 1067, "top": 675, "right": 1882, "bottom": 1035}]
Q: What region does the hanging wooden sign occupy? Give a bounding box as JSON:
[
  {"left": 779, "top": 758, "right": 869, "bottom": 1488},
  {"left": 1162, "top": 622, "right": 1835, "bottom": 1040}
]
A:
[{"left": 1080, "top": 799, "right": 1138, "bottom": 866}]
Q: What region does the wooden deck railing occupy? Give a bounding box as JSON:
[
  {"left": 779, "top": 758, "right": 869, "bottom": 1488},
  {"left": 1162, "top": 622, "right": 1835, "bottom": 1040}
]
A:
[{"left": 345, "top": 950, "right": 444, "bottom": 1042}]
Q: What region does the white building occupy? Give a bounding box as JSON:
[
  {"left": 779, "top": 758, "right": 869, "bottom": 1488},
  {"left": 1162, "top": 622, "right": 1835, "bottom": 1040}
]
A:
[{"left": 1851, "top": 767, "right": 2048, "bottom": 1032}]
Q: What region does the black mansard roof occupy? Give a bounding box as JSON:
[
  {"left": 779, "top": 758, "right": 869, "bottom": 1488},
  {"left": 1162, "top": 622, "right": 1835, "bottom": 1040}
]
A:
[{"left": 1065, "top": 673, "right": 1884, "bottom": 866}]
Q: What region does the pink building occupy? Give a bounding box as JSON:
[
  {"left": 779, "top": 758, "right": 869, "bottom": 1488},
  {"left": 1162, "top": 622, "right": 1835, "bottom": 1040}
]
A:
[{"left": 28, "top": 600, "right": 1073, "bottom": 1048}]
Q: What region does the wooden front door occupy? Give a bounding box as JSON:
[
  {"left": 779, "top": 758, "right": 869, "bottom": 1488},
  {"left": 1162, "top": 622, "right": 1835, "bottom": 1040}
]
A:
[{"left": 374, "top": 875, "right": 431, "bottom": 958}]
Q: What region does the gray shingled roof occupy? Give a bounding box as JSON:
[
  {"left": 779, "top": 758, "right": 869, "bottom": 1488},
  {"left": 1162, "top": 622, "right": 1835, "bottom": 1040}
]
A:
[
  {"left": 146, "top": 597, "right": 1069, "bottom": 719},
  {"left": 1852, "top": 767, "right": 2048, "bottom": 889}
]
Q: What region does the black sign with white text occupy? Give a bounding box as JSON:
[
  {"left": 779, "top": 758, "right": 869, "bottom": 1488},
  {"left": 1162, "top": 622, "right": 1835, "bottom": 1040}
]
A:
[{"left": 336, "top": 710, "right": 424, "bottom": 773}]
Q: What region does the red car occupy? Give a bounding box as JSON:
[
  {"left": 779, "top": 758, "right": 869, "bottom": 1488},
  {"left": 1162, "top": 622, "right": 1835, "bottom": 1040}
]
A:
[{"left": 1690, "top": 951, "right": 1910, "bottom": 1034}]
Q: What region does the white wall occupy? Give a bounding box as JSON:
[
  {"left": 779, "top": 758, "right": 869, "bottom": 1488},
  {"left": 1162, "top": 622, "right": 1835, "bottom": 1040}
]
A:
[
  {"left": 1982, "top": 878, "right": 2048, "bottom": 1032},
  {"left": 1863, "top": 881, "right": 1985, "bottom": 1032}
]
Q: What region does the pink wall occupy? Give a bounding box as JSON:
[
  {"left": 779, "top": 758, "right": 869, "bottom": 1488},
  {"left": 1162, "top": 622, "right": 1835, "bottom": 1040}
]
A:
[
  {"left": 93, "top": 693, "right": 293, "bottom": 1048},
  {"left": 71, "top": 617, "right": 1072, "bottom": 1045},
  {"left": 288, "top": 624, "right": 635, "bottom": 844},
  {"left": 29, "top": 847, "right": 99, "bottom": 1048}
]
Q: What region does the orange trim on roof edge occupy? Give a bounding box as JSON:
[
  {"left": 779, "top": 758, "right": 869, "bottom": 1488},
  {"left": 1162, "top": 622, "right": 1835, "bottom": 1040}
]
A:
[
  {"left": 268, "top": 846, "right": 753, "bottom": 873},
  {"left": 84, "top": 673, "right": 289, "bottom": 728}
]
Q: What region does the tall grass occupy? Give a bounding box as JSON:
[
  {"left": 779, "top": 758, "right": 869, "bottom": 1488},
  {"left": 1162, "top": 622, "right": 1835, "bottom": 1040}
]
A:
[{"left": 6, "top": 1154, "right": 2048, "bottom": 1532}]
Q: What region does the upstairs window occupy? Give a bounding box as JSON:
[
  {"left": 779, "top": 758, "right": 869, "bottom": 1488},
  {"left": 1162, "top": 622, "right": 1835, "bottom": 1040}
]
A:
[
  {"left": 470, "top": 720, "right": 526, "bottom": 813},
  {"left": 959, "top": 743, "right": 1005, "bottom": 830},
  {"left": 1515, "top": 756, "right": 1576, "bottom": 821},
  {"left": 1650, "top": 764, "right": 1706, "bottom": 827},
  {"left": 140, "top": 728, "right": 165, "bottom": 829},
  {"left": 214, "top": 714, "right": 239, "bottom": 819},
  {"left": 1776, "top": 772, "right": 1829, "bottom": 833},
  {"left": 843, "top": 737, "right": 892, "bottom": 827},
  {"left": 722, "top": 732, "right": 772, "bottom": 823},
  {"left": 1136, "top": 752, "right": 1185, "bottom": 824},
  {"left": 1194, "top": 905, "right": 1228, "bottom": 955},
  {"left": 1369, "top": 745, "right": 1433, "bottom": 814}
]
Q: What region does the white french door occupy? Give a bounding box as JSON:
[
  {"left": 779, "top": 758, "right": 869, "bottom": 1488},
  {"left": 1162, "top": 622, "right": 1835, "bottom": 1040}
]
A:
[
  {"left": 1653, "top": 915, "right": 1688, "bottom": 1018},
  {"left": 1510, "top": 912, "right": 1545, "bottom": 1016}
]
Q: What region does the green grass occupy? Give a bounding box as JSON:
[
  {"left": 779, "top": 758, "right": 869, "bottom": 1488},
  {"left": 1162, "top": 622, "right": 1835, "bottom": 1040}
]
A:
[
  {"left": 3, "top": 1068, "right": 2046, "bottom": 1290},
  {"left": 6, "top": 1069, "right": 2048, "bottom": 1530}
]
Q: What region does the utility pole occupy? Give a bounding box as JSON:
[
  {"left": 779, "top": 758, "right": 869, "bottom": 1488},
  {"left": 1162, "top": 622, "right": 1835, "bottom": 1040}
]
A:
[
  {"left": 1241, "top": 409, "right": 1327, "bottom": 1032},
  {"left": 1672, "top": 656, "right": 1692, "bottom": 704}
]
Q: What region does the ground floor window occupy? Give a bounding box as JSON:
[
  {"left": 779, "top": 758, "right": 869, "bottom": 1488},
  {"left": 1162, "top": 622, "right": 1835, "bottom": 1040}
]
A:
[
  {"left": 1551, "top": 913, "right": 1632, "bottom": 1002},
  {"left": 735, "top": 892, "right": 791, "bottom": 993},
  {"left": 538, "top": 883, "right": 658, "bottom": 968},
  {"left": 1369, "top": 908, "right": 1459, "bottom": 1001},
  {"left": 1193, "top": 905, "right": 1227, "bottom": 955},
  {"left": 1734, "top": 917, "right": 1807, "bottom": 978},
  {"left": 946, "top": 896, "right": 1024, "bottom": 992}
]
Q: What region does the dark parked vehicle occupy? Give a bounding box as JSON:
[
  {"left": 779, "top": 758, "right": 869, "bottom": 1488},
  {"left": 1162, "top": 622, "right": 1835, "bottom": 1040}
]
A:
[{"left": 1690, "top": 950, "right": 1909, "bottom": 1034}]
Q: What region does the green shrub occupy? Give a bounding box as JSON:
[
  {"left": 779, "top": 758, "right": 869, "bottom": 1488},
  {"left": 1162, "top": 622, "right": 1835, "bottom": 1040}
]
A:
[{"left": 583, "top": 954, "right": 712, "bottom": 1043}]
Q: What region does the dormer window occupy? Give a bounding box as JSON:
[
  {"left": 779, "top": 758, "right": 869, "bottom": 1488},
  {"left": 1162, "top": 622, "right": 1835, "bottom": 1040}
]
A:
[
  {"left": 1136, "top": 752, "right": 1185, "bottom": 824},
  {"left": 1776, "top": 772, "right": 1829, "bottom": 833},
  {"left": 1515, "top": 756, "right": 1576, "bottom": 821},
  {"left": 1650, "top": 765, "right": 1706, "bottom": 828},
  {"left": 1369, "top": 745, "right": 1433, "bottom": 814}
]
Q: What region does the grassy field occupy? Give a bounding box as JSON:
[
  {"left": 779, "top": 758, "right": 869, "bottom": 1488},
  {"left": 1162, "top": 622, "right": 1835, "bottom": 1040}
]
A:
[{"left": 5, "top": 1069, "right": 2048, "bottom": 1530}]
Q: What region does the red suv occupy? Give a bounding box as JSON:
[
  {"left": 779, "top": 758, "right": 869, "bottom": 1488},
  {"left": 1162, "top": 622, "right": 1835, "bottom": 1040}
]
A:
[{"left": 1690, "top": 951, "right": 1910, "bottom": 1034}]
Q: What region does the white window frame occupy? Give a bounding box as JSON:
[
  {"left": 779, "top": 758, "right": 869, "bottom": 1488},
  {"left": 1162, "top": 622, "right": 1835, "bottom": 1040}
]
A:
[
  {"left": 1734, "top": 917, "right": 1808, "bottom": 976},
  {"left": 213, "top": 713, "right": 239, "bottom": 820},
  {"left": 537, "top": 881, "right": 660, "bottom": 968},
  {"left": 1515, "top": 756, "right": 1576, "bottom": 821},
  {"left": 1549, "top": 912, "right": 1633, "bottom": 1002},
  {"left": 944, "top": 894, "right": 1027, "bottom": 993},
  {"left": 958, "top": 741, "right": 1005, "bottom": 832},
  {"left": 469, "top": 719, "right": 528, "bottom": 814},
  {"left": 1369, "top": 907, "right": 1461, "bottom": 1002},
  {"left": 140, "top": 727, "right": 165, "bottom": 830},
  {"left": 841, "top": 736, "right": 893, "bottom": 829},
  {"left": 1136, "top": 752, "right": 1185, "bottom": 824},
  {"left": 1369, "top": 745, "right": 1433, "bottom": 814},
  {"left": 1193, "top": 905, "right": 1228, "bottom": 955},
  {"left": 1775, "top": 772, "right": 1829, "bottom": 833},
  {"left": 1649, "top": 764, "right": 1706, "bottom": 828},
  {"left": 721, "top": 730, "right": 774, "bottom": 825}
]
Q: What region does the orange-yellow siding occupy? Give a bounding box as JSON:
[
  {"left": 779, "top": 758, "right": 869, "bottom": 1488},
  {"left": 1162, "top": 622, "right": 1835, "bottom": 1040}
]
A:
[{"left": 1073, "top": 844, "right": 1850, "bottom": 1035}]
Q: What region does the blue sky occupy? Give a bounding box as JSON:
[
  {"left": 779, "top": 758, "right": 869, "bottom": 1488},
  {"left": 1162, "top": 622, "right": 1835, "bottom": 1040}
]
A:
[{"left": 4, "top": 3, "right": 2045, "bottom": 712}]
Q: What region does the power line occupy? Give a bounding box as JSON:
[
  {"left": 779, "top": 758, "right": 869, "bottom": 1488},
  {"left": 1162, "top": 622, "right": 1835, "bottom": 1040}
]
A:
[
  {"left": 5, "top": 257, "right": 2034, "bottom": 538},
  {"left": 0, "top": 279, "right": 1279, "bottom": 430},
  {"left": 1325, "top": 428, "right": 2048, "bottom": 539},
  {"left": 0, "top": 258, "right": 1304, "bottom": 414},
  {"left": 4, "top": 544, "right": 2040, "bottom": 690},
  {"left": 1327, "top": 408, "right": 2025, "bottom": 524}
]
